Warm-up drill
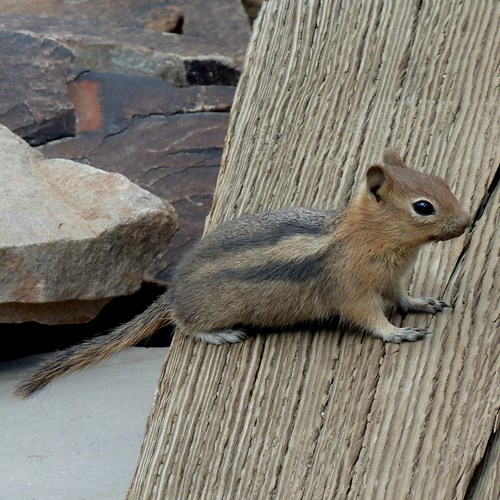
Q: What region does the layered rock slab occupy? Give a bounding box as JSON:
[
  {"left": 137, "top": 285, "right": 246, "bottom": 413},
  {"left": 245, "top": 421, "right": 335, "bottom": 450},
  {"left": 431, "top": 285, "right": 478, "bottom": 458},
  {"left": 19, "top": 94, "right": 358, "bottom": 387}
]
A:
[
  {"left": 181, "top": 0, "right": 250, "bottom": 65},
  {"left": 0, "top": 0, "right": 184, "bottom": 33},
  {"left": 0, "top": 125, "right": 177, "bottom": 324},
  {"left": 0, "top": 14, "right": 239, "bottom": 86},
  {"left": 0, "top": 0, "right": 250, "bottom": 59}
]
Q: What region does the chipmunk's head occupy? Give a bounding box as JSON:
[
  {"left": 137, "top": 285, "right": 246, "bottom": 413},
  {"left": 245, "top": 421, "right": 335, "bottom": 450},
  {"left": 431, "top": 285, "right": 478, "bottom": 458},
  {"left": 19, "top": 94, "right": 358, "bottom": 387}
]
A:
[{"left": 359, "top": 148, "right": 472, "bottom": 244}]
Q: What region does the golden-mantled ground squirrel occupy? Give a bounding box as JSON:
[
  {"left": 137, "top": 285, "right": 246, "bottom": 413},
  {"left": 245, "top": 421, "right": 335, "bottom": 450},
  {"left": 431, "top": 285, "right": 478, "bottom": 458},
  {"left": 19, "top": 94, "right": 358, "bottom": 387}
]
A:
[{"left": 16, "top": 149, "right": 471, "bottom": 398}]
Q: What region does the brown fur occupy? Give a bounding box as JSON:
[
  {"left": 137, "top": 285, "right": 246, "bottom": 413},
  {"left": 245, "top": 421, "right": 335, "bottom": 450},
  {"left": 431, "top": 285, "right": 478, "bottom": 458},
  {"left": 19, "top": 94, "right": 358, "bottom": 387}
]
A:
[{"left": 16, "top": 149, "right": 472, "bottom": 398}]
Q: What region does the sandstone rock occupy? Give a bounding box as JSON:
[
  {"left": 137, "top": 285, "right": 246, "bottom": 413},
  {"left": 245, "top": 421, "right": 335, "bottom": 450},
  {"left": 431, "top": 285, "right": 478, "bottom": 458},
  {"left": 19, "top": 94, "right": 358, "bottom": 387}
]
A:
[
  {"left": 0, "top": 30, "right": 75, "bottom": 146},
  {"left": 0, "top": 1, "right": 184, "bottom": 34},
  {"left": 39, "top": 71, "right": 234, "bottom": 282},
  {"left": 0, "top": 125, "right": 177, "bottom": 324},
  {"left": 0, "top": 14, "right": 239, "bottom": 86}
]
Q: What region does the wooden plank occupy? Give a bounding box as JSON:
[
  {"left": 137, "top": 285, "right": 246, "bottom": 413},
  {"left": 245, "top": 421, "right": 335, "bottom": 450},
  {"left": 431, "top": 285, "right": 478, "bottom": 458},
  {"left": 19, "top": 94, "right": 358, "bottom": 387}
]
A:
[{"left": 128, "top": 0, "right": 500, "bottom": 497}]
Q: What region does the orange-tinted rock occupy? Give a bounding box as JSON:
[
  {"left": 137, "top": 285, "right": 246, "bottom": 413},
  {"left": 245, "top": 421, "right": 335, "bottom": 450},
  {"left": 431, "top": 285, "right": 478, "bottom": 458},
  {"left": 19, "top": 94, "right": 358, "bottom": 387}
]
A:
[{"left": 67, "top": 80, "right": 102, "bottom": 133}]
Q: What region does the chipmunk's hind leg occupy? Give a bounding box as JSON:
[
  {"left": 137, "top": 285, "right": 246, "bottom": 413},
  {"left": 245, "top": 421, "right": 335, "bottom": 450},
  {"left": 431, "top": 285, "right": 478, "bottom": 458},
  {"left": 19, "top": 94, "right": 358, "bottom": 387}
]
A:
[{"left": 194, "top": 329, "right": 248, "bottom": 345}]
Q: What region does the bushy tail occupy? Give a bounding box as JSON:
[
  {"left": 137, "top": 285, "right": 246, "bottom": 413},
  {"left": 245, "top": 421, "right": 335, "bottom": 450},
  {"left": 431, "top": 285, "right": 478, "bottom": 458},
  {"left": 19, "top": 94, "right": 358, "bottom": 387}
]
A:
[{"left": 15, "top": 296, "right": 171, "bottom": 399}]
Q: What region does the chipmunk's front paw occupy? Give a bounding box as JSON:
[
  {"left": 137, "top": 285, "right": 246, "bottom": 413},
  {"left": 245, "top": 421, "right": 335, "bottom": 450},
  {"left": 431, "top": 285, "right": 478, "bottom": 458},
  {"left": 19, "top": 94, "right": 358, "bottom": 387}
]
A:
[
  {"left": 400, "top": 296, "right": 450, "bottom": 315},
  {"left": 379, "top": 327, "right": 431, "bottom": 344}
]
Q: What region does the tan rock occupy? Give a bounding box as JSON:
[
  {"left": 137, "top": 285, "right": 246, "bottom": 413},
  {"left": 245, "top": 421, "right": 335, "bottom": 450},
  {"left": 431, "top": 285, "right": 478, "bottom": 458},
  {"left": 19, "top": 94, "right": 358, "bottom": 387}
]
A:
[{"left": 0, "top": 125, "right": 177, "bottom": 323}]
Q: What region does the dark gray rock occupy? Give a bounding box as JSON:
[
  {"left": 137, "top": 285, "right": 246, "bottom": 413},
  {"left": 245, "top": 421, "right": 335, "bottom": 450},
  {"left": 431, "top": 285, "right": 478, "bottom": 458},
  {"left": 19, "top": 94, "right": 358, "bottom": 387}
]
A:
[
  {"left": 0, "top": 0, "right": 184, "bottom": 33},
  {"left": 0, "top": 14, "right": 240, "bottom": 86},
  {"left": 182, "top": 0, "right": 250, "bottom": 66},
  {"left": 2, "top": 0, "right": 250, "bottom": 58},
  {"left": 0, "top": 30, "right": 75, "bottom": 145},
  {"left": 66, "top": 71, "right": 234, "bottom": 134}
]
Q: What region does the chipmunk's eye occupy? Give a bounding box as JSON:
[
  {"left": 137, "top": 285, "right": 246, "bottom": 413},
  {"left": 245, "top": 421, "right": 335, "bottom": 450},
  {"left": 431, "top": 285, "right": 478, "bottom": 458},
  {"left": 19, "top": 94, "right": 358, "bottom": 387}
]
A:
[{"left": 412, "top": 200, "right": 435, "bottom": 216}]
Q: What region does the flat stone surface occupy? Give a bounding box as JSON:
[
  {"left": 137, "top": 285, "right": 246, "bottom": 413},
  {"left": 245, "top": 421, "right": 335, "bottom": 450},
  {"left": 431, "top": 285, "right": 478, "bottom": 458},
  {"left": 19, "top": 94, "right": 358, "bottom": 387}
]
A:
[
  {"left": 0, "top": 124, "right": 177, "bottom": 322},
  {"left": 0, "top": 14, "right": 240, "bottom": 86},
  {"left": 1, "top": 0, "right": 250, "bottom": 59},
  {"left": 0, "top": 30, "right": 75, "bottom": 146},
  {"left": 0, "top": 0, "right": 183, "bottom": 33},
  {"left": 40, "top": 72, "right": 234, "bottom": 282},
  {"left": 182, "top": 0, "right": 250, "bottom": 65},
  {"left": 65, "top": 71, "right": 234, "bottom": 134},
  {"left": 0, "top": 347, "right": 168, "bottom": 500}
]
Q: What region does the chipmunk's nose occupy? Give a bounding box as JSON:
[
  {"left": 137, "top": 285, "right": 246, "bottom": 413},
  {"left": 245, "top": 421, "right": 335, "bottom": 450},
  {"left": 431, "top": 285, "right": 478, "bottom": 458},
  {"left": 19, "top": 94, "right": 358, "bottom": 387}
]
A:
[
  {"left": 442, "top": 212, "right": 472, "bottom": 240},
  {"left": 462, "top": 212, "right": 473, "bottom": 229}
]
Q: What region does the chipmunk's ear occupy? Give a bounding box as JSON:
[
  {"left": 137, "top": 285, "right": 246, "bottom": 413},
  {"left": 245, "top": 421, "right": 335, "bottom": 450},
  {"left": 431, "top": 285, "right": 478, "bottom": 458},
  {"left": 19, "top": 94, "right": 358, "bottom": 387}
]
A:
[
  {"left": 366, "top": 164, "right": 392, "bottom": 202},
  {"left": 383, "top": 148, "right": 407, "bottom": 169}
]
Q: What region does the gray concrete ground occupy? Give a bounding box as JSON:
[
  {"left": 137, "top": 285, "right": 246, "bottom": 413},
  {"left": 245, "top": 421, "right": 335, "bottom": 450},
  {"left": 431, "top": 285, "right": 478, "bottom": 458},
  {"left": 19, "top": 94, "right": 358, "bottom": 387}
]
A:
[{"left": 0, "top": 347, "right": 168, "bottom": 500}]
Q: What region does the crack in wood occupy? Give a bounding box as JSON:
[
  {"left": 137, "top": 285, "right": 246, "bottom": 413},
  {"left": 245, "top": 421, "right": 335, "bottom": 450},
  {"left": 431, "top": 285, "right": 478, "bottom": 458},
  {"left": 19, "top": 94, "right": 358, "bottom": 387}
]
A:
[{"left": 464, "top": 429, "right": 499, "bottom": 499}]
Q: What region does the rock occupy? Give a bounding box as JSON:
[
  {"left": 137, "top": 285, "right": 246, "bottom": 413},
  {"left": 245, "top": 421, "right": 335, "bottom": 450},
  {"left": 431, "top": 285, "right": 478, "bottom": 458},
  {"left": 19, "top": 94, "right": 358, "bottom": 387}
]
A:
[
  {"left": 0, "top": 14, "right": 240, "bottom": 86},
  {"left": 0, "top": 30, "right": 75, "bottom": 146},
  {"left": 0, "top": 124, "right": 177, "bottom": 324},
  {"left": 0, "top": 300, "right": 112, "bottom": 325},
  {"left": 142, "top": 6, "right": 184, "bottom": 34},
  {"left": 1, "top": 1, "right": 250, "bottom": 59},
  {"left": 181, "top": 0, "right": 250, "bottom": 65},
  {"left": 0, "top": 1, "right": 184, "bottom": 34},
  {"left": 241, "top": 0, "right": 265, "bottom": 25},
  {"left": 39, "top": 71, "right": 234, "bottom": 282},
  {"left": 65, "top": 71, "right": 235, "bottom": 134}
]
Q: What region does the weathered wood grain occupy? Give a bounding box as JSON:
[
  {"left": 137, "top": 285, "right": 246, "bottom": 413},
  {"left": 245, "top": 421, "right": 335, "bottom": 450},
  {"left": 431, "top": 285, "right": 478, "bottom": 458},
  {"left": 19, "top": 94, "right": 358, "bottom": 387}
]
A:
[{"left": 129, "top": 0, "right": 499, "bottom": 498}]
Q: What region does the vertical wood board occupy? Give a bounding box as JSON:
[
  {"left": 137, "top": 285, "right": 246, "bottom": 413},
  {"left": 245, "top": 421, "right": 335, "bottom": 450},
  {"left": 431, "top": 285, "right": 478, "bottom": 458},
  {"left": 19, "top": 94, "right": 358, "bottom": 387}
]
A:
[{"left": 129, "top": 1, "right": 499, "bottom": 498}]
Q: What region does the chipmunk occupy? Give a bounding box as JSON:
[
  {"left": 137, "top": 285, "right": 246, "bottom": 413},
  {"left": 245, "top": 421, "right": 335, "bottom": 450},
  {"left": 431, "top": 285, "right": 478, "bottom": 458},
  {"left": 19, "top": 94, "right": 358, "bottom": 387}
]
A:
[{"left": 16, "top": 149, "right": 471, "bottom": 398}]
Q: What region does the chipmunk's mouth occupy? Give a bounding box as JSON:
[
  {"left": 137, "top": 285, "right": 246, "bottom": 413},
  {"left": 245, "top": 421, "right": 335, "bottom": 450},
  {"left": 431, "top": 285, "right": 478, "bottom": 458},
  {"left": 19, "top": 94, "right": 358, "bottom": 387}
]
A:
[{"left": 437, "top": 231, "right": 465, "bottom": 241}]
